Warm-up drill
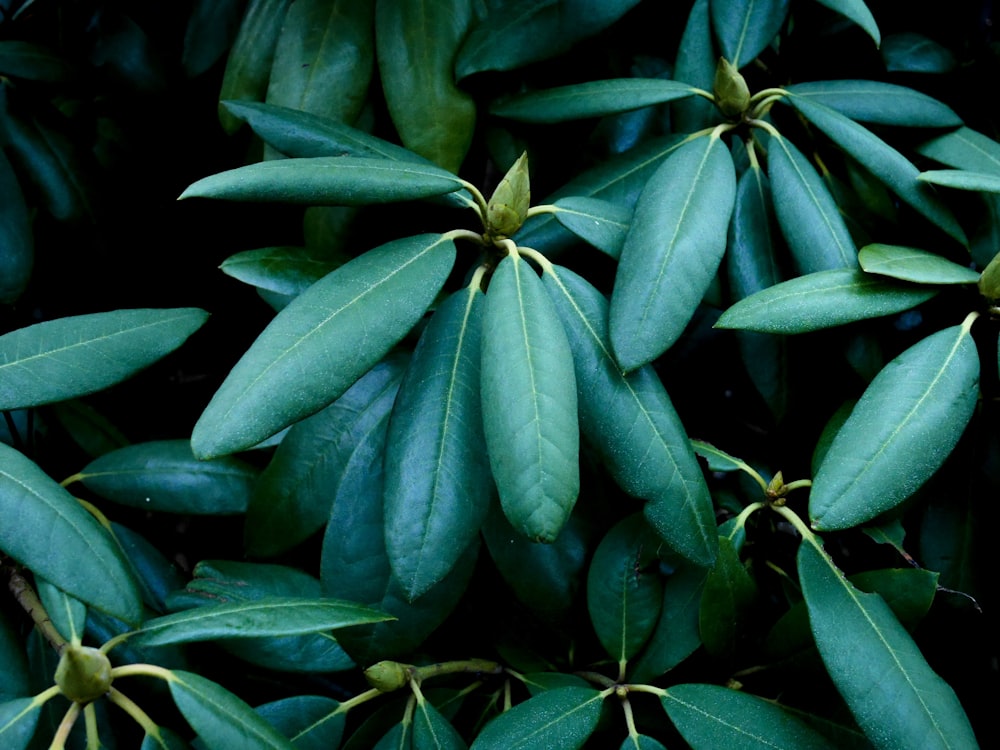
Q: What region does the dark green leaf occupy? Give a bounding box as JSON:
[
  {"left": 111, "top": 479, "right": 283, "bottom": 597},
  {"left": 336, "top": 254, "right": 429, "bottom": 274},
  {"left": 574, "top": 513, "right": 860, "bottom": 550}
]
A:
[
  {"left": 784, "top": 95, "right": 966, "bottom": 244},
  {"left": 179, "top": 156, "right": 463, "bottom": 205},
  {"left": 111, "top": 522, "right": 184, "bottom": 614},
  {"left": 0, "top": 614, "right": 31, "bottom": 701},
  {"left": 918, "top": 169, "right": 1000, "bottom": 194},
  {"left": 917, "top": 126, "right": 1000, "bottom": 174},
  {"left": 551, "top": 197, "right": 630, "bottom": 259},
  {"left": 0, "top": 149, "right": 32, "bottom": 305},
  {"left": 798, "top": 540, "right": 978, "bottom": 749},
  {"left": 491, "top": 79, "right": 698, "bottom": 124},
  {"left": 858, "top": 244, "right": 980, "bottom": 284},
  {"left": 620, "top": 734, "right": 667, "bottom": 750},
  {"left": 0, "top": 40, "right": 72, "bottom": 81},
  {"left": 715, "top": 269, "right": 937, "bottom": 334},
  {"left": 384, "top": 286, "right": 492, "bottom": 599},
  {"left": 811, "top": 320, "right": 979, "bottom": 530},
  {"left": 698, "top": 536, "right": 756, "bottom": 658},
  {"left": 662, "top": 683, "right": 837, "bottom": 749},
  {"left": 0, "top": 309, "right": 208, "bottom": 411},
  {"left": 784, "top": 81, "right": 959, "bottom": 127},
  {"left": 142, "top": 725, "right": 192, "bottom": 750},
  {"left": 49, "top": 400, "right": 129, "bottom": 460},
  {"left": 182, "top": 0, "right": 243, "bottom": 78},
  {"left": 543, "top": 266, "right": 716, "bottom": 565},
  {"left": 768, "top": 133, "right": 857, "bottom": 273},
  {"left": 246, "top": 359, "right": 405, "bottom": 556},
  {"left": 811, "top": 0, "right": 879, "bottom": 46},
  {"left": 848, "top": 568, "right": 939, "bottom": 627},
  {"left": 673, "top": 0, "right": 717, "bottom": 132},
  {"left": 413, "top": 697, "right": 467, "bottom": 750},
  {"left": 0, "top": 698, "right": 40, "bottom": 750},
  {"left": 77, "top": 439, "right": 256, "bottom": 514},
  {"left": 191, "top": 233, "right": 455, "bottom": 458},
  {"left": 481, "top": 255, "right": 579, "bottom": 542},
  {"left": 610, "top": 132, "right": 736, "bottom": 369},
  {"left": 168, "top": 670, "right": 296, "bottom": 749},
  {"left": 470, "top": 687, "right": 604, "bottom": 750},
  {"left": 629, "top": 565, "right": 706, "bottom": 682},
  {"left": 256, "top": 695, "right": 344, "bottom": 750},
  {"left": 221, "top": 247, "right": 341, "bottom": 298},
  {"left": 710, "top": 0, "right": 790, "bottom": 69},
  {"left": 882, "top": 32, "right": 956, "bottom": 74},
  {"left": 0, "top": 443, "right": 142, "bottom": 624},
  {"left": 36, "top": 577, "right": 86, "bottom": 642}
]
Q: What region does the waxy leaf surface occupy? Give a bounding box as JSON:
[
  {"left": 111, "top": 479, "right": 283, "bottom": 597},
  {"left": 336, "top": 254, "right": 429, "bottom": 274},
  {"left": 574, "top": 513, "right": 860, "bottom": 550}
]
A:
[
  {"left": 256, "top": 696, "right": 344, "bottom": 750},
  {"left": 711, "top": 0, "right": 790, "bottom": 69},
  {"left": 491, "top": 79, "right": 698, "bottom": 123},
  {"left": 552, "top": 197, "right": 630, "bottom": 259},
  {"left": 858, "top": 244, "right": 980, "bottom": 285},
  {"left": 470, "top": 687, "right": 603, "bottom": 750},
  {"left": 784, "top": 81, "right": 957, "bottom": 127}
]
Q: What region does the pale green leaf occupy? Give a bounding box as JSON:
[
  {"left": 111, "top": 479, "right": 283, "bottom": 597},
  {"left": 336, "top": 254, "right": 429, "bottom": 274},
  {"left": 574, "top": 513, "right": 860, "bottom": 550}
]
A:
[
  {"left": 918, "top": 169, "right": 1000, "bottom": 194},
  {"left": 220, "top": 247, "right": 341, "bottom": 298},
  {"left": 551, "top": 197, "right": 630, "bottom": 259},
  {"left": 784, "top": 81, "right": 957, "bottom": 127},
  {"left": 916, "top": 126, "right": 1000, "bottom": 174},
  {"left": 858, "top": 244, "right": 980, "bottom": 285},
  {"left": 711, "top": 0, "right": 790, "bottom": 69},
  {"left": 491, "top": 79, "right": 698, "bottom": 123}
]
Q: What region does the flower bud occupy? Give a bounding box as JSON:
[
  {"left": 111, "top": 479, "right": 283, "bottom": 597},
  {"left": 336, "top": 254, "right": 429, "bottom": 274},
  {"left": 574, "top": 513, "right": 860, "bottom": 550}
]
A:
[
  {"left": 55, "top": 644, "right": 113, "bottom": 704},
  {"left": 713, "top": 58, "right": 751, "bottom": 120},
  {"left": 364, "top": 660, "right": 410, "bottom": 691},
  {"left": 487, "top": 151, "right": 531, "bottom": 239},
  {"left": 979, "top": 250, "right": 1000, "bottom": 301}
]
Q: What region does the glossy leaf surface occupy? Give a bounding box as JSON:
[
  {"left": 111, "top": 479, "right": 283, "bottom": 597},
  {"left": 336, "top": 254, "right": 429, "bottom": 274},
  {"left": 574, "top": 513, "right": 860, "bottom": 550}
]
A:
[
  {"left": 811, "top": 321, "right": 979, "bottom": 530},
  {"left": 470, "top": 687, "right": 603, "bottom": 750},
  {"left": 551, "top": 197, "right": 630, "bottom": 259},
  {"left": 0, "top": 698, "right": 40, "bottom": 750},
  {"left": 673, "top": 0, "right": 716, "bottom": 132},
  {"left": 917, "top": 126, "right": 1000, "bottom": 173},
  {"left": 711, "top": 0, "right": 790, "bottom": 69},
  {"left": 698, "top": 536, "right": 756, "bottom": 658},
  {"left": 784, "top": 81, "right": 957, "bottom": 127},
  {"left": 256, "top": 696, "right": 344, "bottom": 750},
  {"left": 610, "top": 133, "right": 736, "bottom": 370},
  {"left": 191, "top": 233, "right": 455, "bottom": 458},
  {"left": 629, "top": 565, "right": 705, "bottom": 682},
  {"left": 220, "top": 247, "right": 340, "bottom": 298},
  {"left": 715, "top": 269, "right": 937, "bottom": 334},
  {"left": 0, "top": 309, "right": 208, "bottom": 411},
  {"left": 882, "top": 32, "right": 956, "bottom": 73},
  {"left": 918, "top": 169, "right": 1000, "bottom": 194},
  {"left": 811, "top": 0, "right": 880, "bottom": 45},
  {"left": 413, "top": 698, "right": 467, "bottom": 750},
  {"left": 481, "top": 255, "right": 579, "bottom": 542},
  {"left": 858, "top": 244, "right": 980, "bottom": 284},
  {"left": 492, "top": 79, "right": 698, "bottom": 123}
]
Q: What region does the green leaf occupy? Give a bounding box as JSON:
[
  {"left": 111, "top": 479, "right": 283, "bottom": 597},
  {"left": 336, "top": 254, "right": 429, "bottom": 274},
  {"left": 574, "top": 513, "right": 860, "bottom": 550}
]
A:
[
  {"left": 217, "top": 0, "right": 294, "bottom": 133},
  {"left": 77, "top": 439, "right": 256, "bottom": 515},
  {"left": 191, "top": 233, "right": 455, "bottom": 458},
  {"left": 917, "top": 126, "right": 1000, "bottom": 174},
  {"left": 798, "top": 540, "right": 978, "bottom": 749},
  {"left": 620, "top": 736, "right": 666, "bottom": 750},
  {"left": 858, "top": 244, "right": 980, "bottom": 285},
  {"left": 551, "top": 197, "right": 630, "bottom": 259},
  {"left": 49, "top": 400, "right": 129, "bottom": 460},
  {"left": 784, "top": 95, "right": 967, "bottom": 245},
  {"left": 0, "top": 149, "right": 32, "bottom": 305},
  {"left": 36, "top": 577, "right": 86, "bottom": 642},
  {"left": 810, "top": 320, "right": 980, "bottom": 530},
  {"left": 784, "top": 81, "right": 958, "bottom": 127},
  {"left": 168, "top": 670, "right": 296, "bottom": 749},
  {"left": 134, "top": 597, "right": 391, "bottom": 647},
  {"left": 715, "top": 269, "right": 937, "bottom": 334},
  {"left": 882, "top": 32, "right": 956, "bottom": 74},
  {"left": 221, "top": 247, "right": 341, "bottom": 298},
  {"left": 0, "top": 40, "right": 72, "bottom": 81},
  {"left": 491, "top": 79, "right": 698, "bottom": 124},
  {"left": 481, "top": 254, "right": 579, "bottom": 542},
  {"left": 0, "top": 613, "right": 31, "bottom": 701},
  {"left": 376, "top": 0, "right": 475, "bottom": 172},
  {"left": 710, "top": 0, "right": 790, "bottom": 69},
  {"left": 690, "top": 439, "right": 757, "bottom": 474},
  {"left": 810, "top": 0, "right": 880, "bottom": 46},
  {"left": 384, "top": 285, "right": 492, "bottom": 599},
  {"left": 0, "top": 308, "right": 208, "bottom": 411},
  {"left": 266, "top": 0, "right": 373, "bottom": 126},
  {"left": 698, "top": 536, "right": 757, "bottom": 658},
  {"left": 179, "top": 156, "right": 463, "bottom": 205},
  {"left": 470, "top": 687, "right": 604, "bottom": 750},
  {"left": 246, "top": 358, "right": 405, "bottom": 557},
  {"left": 0, "top": 697, "right": 40, "bottom": 750},
  {"left": 918, "top": 169, "right": 1000, "bottom": 194},
  {"left": 0, "top": 443, "right": 142, "bottom": 624},
  {"left": 768, "top": 133, "right": 857, "bottom": 273},
  {"left": 542, "top": 266, "right": 716, "bottom": 565},
  {"left": 673, "top": 0, "right": 717, "bottom": 132},
  {"left": 142, "top": 726, "right": 192, "bottom": 750},
  {"left": 256, "top": 696, "right": 344, "bottom": 750},
  {"left": 848, "top": 568, "right": 939, "bottom": 627},
  {"left": 111, "top": 522, "right": 185, "bottom": 614},
  {"left": 586, "top": 515, "right": 664, "bottom": 666},
  {"left": 182, "top": 0, "right": 243, "bottom": 78},
  {"left": 455, "top": 0, "right": 641, "bottom": 78},
  {"left": 629, "top": 565, "right": 706, "bottom": 682},
  {"left": 413, "top": 697, "right": 467, "bottom": 750},
  {"left": 661, "top": 683, "right": 837, "bottom": 749},
  {"left": 610, "top": 132, "right": 736, "bottom": 370}
]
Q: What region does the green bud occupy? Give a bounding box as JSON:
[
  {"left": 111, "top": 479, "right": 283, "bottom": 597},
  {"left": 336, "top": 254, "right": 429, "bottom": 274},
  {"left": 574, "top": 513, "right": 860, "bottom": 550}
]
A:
[
  {"left": 364, "top": 660, "right": 410, "bottom": 691},
  {"left": 979, "top": 250, "right": 1000, "bottom": 300},
  {"left": 55, "top": 644, "right": 113, "bottom": 704},
  {"left": 713, "top": 58, "right": 750, "bottom": 120},
  {"left": 486, "top": 151, "right": 531, "bottom": 239}
]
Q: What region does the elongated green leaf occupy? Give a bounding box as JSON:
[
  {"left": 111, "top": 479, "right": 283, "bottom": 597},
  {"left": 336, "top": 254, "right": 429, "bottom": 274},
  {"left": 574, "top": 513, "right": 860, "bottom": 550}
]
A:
[
  {"left": 492, "top": 79, "right": 698, "bottom": 124},
  {"left": 0, "top": 614, "right": 31, "bottom": 701},
  {"left": 620, "top": 736, "right": 666, "bottom": 750},
  {"left": 384, "top": 285, "right": 492, "bottom": 599},
  {"left": 0, "top": 149, "right": 32, "bottom": 305},
  {"left": 586, "top": 515, "right": 664, "bottom": 666},
  {"left": 811, "top": 0, "right": 879, "bottom": 46},
  {"left": 0, "top": 40, "right": 72, "bottom": 81},
  {"left": 179, "top": 156, "right": 463, "bottom": 205},
  {"left": 470, "top": 687, "right": 604, "bottom": 750},
  {"left": 662, "top": 683, "right": 837, "bottom": 749},
  {"left": 918, "top": 169, "right": 1000, "bottom": 194},
  {"left": 246, "top": 359, "right": 404, "bottom": 556},
  {"left": 182, "top": 0, "right": 242, "bottom": 78},
  {"left": 169, "top": 670, "right": 296, "bottom": 749},
  {"left": 266, "top": 0, "right": 372, "bottom": 126},
  {"left": 784, "top": 81, "right": 958, "bottom": 127},
  {"left": 217, "top": 0, "right": 293, "bottom": 133},
  {"left": 917, "top": 126, "right": 1000, "bottom": 174},
  {"left": 698, "top": 536, "right": 757, "bottom": 658},
  {"left": 768, "top": 133, "right": 857, "bottom": 273},
  {"left": 135, "top": 597, "right": 390, "bottom": 647},
  {"left": 715, "top": 269, "right": 937, "bottom": 334},
  {"left": 36, "top": 577, "right": 86, "bottom": 642},
  {"left": 629, "top": 565, "right": 705, "bottom": 682},
  {"left": 377, "top": 0, "right": 475, "bottom": 172},
  {"left": 0, "top": 697, "right": 40, "bottom": 750},
  {"left": 543, "top": 266, "right": 716, "bottom": 565},
  {"left": 0, "top": 443, "right": 142, "bottom": 624},
  {"left": 413, "top": 697, "right": 466, "bottom": 750},
  {"left": 191, "top": 233, "right": 455, "bottom": 458},
  {"left": 455, "top": 0, "right": 640, "bottom": 78},
  {"left": 710, "top": 0, "right": 790, "bottom": 69},
  {"left": 257, "top": 696, "right": 344, "bottom": 750},
  {"left": 690, "top": 439, "right": 757, "bottom": 475},
  {"left": 610, "top": 133, "right": 736, "bottom": 370},
  {"left": 858, "top": 244, "right": 980, "bottom": 284},
  {"left": 0, "top": 308, "right": 208, "bottom": 411},
  {"left": 784, "top": 95, "right": 966, "bottom": 244},
  {"left": 798, "top": 540, "right": 978, "bottom": 749},
  {"left": 221, "top": 247, "right": 341, "bottom": 298},
  {"left": 77, "top": 439, "right": 256, "bottom": 514},
  {"left": 481, "top": 254, "right": 579, "bottom": 542},
  {"left": 673, "top": 0, "right": 716, "bottom": 132},
  {"left": 882, "top": 32, "right": 956, "bottom": 73},
  {"left": 551, "top": 197, "right": 630, "bottom": 259},
  {"left": 811, "top": 320, "right": 979, "bottom": 530},
  {"left": 111, "top": 522, "right": 184, "bottom": 614}
]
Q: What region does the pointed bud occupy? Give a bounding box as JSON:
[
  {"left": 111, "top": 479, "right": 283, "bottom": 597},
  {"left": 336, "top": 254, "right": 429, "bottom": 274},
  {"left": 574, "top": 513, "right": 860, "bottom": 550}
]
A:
[
  {"left": 487, "top": 152, "right": 531, "bottom": 239},
  {"left": 364, "top": 660, "right": 410, "bottom": 691},
  {"left": 713, "top": 58, "right": 751, "bottom": 120},
  {"left": 979, "top": 250, "right": 1000, "bottom": 300},
  {"left": 55, "top": 644, "right": 113, "bottom": 704}
]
